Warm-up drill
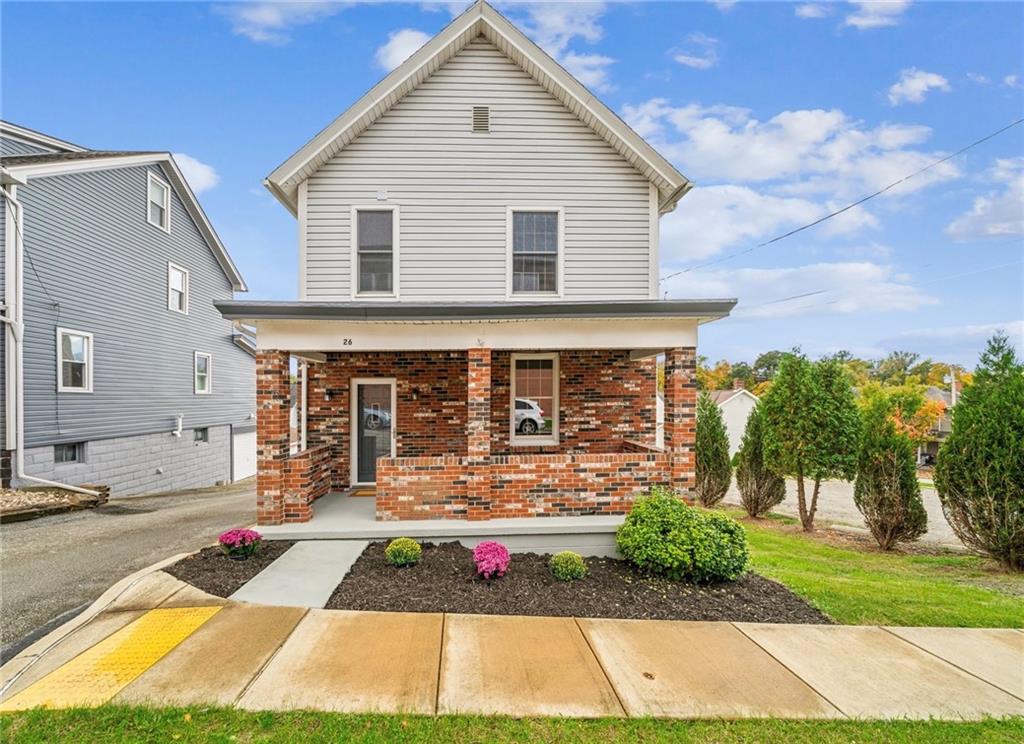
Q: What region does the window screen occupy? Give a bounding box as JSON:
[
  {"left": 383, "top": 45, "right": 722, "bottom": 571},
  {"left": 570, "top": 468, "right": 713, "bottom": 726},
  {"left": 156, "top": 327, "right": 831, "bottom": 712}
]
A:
[
  {"left": 357, "top": 210, "right": 394, "bottom": 293},
  {"left": 512, "top": 211, "right": 558, "bottom": 293}
]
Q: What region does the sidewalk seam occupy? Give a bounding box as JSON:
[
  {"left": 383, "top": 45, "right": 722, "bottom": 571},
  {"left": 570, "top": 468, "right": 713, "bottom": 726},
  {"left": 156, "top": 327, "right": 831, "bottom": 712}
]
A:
[
  {"left": 730, "top": 622, "right": 850, "bottom": 719},
  {"left": 573, "top": 617, "right": 628, "bottom": 718},
  {"left": 434, "top": 613, "right": 446, "bottom": 716},
  {"left": 879, "top": 626, "right": 1024, "bottom": 703},
  {"left": 231, "top": 608, "right": 310, "bottom": 708}
]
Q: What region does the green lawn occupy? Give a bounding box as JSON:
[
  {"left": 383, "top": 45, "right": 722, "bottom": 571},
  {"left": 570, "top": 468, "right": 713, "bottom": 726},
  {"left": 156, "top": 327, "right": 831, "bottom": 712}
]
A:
[
  {"left": 3, "top": 707, "right": 1023, "bottom": 744},
  {"left": 736, "top": 513, "right": 1023, "bottom": 627}
]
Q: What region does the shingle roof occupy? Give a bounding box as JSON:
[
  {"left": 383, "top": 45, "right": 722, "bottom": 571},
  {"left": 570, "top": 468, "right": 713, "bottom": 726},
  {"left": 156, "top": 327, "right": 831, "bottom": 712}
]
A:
[{"left": 1, "top": 150, "right": 161, "bottom": 167}]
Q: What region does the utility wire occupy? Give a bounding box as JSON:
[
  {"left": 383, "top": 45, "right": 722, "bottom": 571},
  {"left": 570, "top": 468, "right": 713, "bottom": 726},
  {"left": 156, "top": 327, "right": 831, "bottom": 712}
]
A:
[{"left": 660, "top": 116, "right": 1024, "bottom": 283}]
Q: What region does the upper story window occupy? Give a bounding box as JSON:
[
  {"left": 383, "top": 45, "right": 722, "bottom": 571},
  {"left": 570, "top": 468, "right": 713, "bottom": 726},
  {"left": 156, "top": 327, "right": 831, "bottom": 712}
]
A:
[
  {"left": 352, "top": 206, "right": 399, "bottom": 297},
  {"left": 147, "top": 172, "right": 171, "bottom": 232},
  {"left": 510, "top": 353, "right": 559, "bottom": 446},
  {"left": 509, "top": 209, "right": 562, "bottom": 296},
  {"left": 194, "top": 352, "right": 212, "bottom": 394},
  {"left": 57, "top": 328, "right": 93, "bottom": 393},
  {"left": 168, "top": 262, "right": 189, "bottom": 314}
]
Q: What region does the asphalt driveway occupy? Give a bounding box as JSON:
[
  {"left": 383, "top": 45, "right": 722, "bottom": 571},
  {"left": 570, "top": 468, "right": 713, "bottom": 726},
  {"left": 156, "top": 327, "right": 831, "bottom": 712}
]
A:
[{"left": 0, "top": 479, "right": 254, "bottom": 651}]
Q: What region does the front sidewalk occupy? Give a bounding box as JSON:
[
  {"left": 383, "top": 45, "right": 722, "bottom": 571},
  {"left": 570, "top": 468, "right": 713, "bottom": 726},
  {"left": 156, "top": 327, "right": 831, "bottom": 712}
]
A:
[{"left": 1, "top": 569, "right": 1021, "bottom": 719}]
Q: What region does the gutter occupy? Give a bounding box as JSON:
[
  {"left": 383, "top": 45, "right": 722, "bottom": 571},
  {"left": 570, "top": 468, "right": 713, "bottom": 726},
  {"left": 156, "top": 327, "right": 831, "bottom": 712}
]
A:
[{"left": 1, "top": 184, "right": 99, "bottom": 497}]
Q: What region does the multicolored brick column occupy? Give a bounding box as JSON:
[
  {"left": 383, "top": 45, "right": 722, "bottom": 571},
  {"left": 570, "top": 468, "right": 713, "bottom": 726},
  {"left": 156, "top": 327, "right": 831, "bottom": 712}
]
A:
[
  {"left": 256, "top": 350, "right": 290, "bottom": 525},
  {"left": 664, "top": 347, "right": 697, "bottom": 498},
  {"left": 466, "top": 347, "right": 492, "bottom": 520}
]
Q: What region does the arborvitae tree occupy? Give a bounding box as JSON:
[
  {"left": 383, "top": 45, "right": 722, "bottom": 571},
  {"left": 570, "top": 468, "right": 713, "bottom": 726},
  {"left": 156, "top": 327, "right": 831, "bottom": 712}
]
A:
[
  {"left": 854, "top": 395, "right": 928, "bottom": 550},
  {"left": 695, "top": 391, "right": 731, "bottom": 506},
  {"left": 935, "top": 333, "right": 1024, "bottom": 571},
  {"left": 761, "top": 354, "right": 860, "bottom": 530},
  {"left": 736, "top": 405, "right": 786, "bottom": 518}
]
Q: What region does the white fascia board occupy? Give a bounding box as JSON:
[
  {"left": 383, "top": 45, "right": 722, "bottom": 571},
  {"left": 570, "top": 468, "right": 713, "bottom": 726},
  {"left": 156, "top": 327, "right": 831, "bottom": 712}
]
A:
[
  {"left": 254, "top": 317, "right": 699, "bottom": 352},
  {"left": 0, "top": 122, "right": 87, "bottom": 153}
]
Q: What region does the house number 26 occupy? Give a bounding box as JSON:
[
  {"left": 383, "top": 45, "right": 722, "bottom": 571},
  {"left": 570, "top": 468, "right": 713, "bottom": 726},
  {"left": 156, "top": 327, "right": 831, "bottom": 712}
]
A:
[{"left": 342, "top": 338, "right": 353, "bottom": 346}]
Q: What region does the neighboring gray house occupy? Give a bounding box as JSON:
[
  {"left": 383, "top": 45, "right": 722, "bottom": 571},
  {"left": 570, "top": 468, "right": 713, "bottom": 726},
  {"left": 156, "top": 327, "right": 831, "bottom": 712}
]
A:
[{"left": 0, "top": 121, "right": 256, "bottom": 496}]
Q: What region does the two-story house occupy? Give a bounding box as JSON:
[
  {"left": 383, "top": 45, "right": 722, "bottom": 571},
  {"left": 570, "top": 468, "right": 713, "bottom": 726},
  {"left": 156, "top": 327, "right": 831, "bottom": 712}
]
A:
[
  {"left": 217, "top": 1, "right": 735, "bottom": 525},
  {"left": 1, "top": 121, "right": 256, "bottom": 497}
]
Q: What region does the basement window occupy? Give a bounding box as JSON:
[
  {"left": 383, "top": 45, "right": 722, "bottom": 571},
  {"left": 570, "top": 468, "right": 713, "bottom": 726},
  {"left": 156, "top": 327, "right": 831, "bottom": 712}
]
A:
[
  {"left": 194, "top": 428, "right": 209, "bottom": 444},
  {"left": 472, "top": 105, "right": 490, "bottom": 133},
  {"left": 54, "top": 442, "right": 85, "bottom": 464}
]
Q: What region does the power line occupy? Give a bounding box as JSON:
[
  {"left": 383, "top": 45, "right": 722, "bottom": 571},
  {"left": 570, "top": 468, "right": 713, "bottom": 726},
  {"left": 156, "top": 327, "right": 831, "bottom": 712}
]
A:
[{"left": 660, "top": 116, "right": 1024, "bottom": 283}]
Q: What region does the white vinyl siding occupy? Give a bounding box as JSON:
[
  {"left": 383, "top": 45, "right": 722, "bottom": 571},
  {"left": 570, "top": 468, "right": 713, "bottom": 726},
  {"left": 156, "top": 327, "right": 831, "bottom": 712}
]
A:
[{"left": 304, "top": 39, "right": 652, "bottom": 301}]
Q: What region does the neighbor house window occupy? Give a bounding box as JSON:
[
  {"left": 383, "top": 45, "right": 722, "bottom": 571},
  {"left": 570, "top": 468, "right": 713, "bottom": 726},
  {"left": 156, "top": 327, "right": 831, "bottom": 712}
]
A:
[
  {"left": 168, "top": 263, "right": 189, "bottom": 314},
  {"left": 510, "top": 353, "right": 558, "bottom": 445},
  {"left": 54, "top": 442, "right": 85, "bottom": 464},
  {"left": 509, "top": 209, "right": 561, "bottom": 295},
  {"left": 194, "top": 427, "right": 209, "bottom": 443},
  {"left": 194, "top": 352, "right": 211, "bottom": 394},
  {"left": 353, "top": 207, "right": 398, "bottom": 295},
  {"left": 147, "top": 172, "right": 170, "bottom": 231},
  {"left": 57, "top": 328, "right": 93, "bottom": 393}
]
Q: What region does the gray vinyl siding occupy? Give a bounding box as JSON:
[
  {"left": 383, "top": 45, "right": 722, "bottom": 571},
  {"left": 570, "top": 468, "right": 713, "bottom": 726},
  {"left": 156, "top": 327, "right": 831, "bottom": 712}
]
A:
[
  {"left": 304, "top": 40, "right": 653, "bottom": 301},
  {"left": 17, "top": 164, "right": 253, "bottom": 448},
  {"left": 0, "top": 134, "right": 54, "bottom": 156}
]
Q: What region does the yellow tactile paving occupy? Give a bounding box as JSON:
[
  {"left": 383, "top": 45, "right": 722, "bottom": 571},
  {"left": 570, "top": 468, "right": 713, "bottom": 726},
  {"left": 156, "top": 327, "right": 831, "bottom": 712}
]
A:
[{"left": 0, "top": 606, "right": 220, "bottom": 711}]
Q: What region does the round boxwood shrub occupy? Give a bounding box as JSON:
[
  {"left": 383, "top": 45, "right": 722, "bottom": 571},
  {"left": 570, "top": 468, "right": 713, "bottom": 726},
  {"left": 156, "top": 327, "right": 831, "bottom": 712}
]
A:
[
  {"left": 384, "top": 537, "right": 422, "bottom": 567},
  {"left": 549, "top": 551, "right": 588, "bottom": 582},
  {"left": 616, "top": 487, "right": 748, "bottom": 583}
]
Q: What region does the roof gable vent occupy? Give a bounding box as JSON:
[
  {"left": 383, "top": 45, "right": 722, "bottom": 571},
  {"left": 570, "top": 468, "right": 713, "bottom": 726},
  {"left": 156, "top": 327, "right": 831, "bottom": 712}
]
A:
[{"left": 472, "top": 105, "right": 490, "bottom": 133}]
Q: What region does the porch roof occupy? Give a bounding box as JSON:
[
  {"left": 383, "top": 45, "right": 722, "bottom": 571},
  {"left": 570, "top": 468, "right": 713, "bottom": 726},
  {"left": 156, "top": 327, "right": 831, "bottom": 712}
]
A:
[{"left": 215, "top": 299, "right": 736, "bottom": 324}]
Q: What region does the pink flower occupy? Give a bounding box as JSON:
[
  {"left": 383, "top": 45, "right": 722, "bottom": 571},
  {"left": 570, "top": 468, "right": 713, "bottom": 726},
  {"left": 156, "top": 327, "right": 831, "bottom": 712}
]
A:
[
  {"left": 473, "top": 541, "right": 510, "bottom": 579},
  {"left": 218, "top": 529, "right": 262, "bottom": 557}
]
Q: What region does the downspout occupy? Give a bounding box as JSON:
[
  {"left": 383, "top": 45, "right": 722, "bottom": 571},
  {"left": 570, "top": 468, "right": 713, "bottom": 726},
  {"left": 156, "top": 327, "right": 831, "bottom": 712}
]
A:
[
  {"left": 1, "top": 183, "right": 99, "bottom": 497},
  {"left": 300, "top": 360, "right": 308, "bottom": 451}
]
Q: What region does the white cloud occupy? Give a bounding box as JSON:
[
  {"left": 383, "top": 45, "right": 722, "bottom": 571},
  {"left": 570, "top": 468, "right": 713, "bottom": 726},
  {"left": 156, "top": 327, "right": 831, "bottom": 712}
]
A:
[
  {"left": 173, "top": 153, "right": 220, "bottom": 193},
  {"left": 518, "top": 1, "right": 606, "bottom": 57},
  {"left": 883, "top": 320, "right": 1024, "bottom": 359},
  {"left": 215, "top": 1, "right": 344, "bottom": 45},
  {"left": 795, "top": 3, "right": 830, "bottom": 19},
  {"left": 561, "top": 52, "right": 616, "bottom": 92},
  {"left": 945, "top": 158, "right": 1024, "bottom": 241},
  {"left": 1004, "top": 74, "right": 1022, "bottom": 89},
  {"left": 375, "top": 28, "right": 431, "bottom": 71},
  {"left": 887, "top": 68, "right": 950, "bottom": 105},
  {"left": 708, "top": 0, "right": 738, "bottom": 12},
  {"left": 672, "top": 33, "right": 719, "bottom": 70},
  {"left": 966, "top": 72, "right": 990, "bottom": 85},
  {"left": 845, "top": 0, "right": 912, "bottom": 30},
  {"left": 665, "top": 261, "right": 938, "bottom": 318}
]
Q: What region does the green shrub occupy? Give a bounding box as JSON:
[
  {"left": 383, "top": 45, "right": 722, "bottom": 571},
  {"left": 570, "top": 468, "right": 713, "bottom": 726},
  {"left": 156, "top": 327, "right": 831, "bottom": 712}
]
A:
[
  {"left": 616, "top": 487, "right": 748, "bottom": 582},
  {"left": 549, "top": 551, "right": 588, "bottom": 581},
  {"left": 696, "top": 391, "right": 732, "bottom": 506},
  {"left": 935, "top": 333, "right": 1024, "bottom": 571},
  {"left": 854, "top": 395, "right": 927, "bottom": 550},
  {"left": 736, "top": 405, "right": 786, "bottom": 518},
  {"left": 384, "top": 537, "right": 422, "bottom": 567}
]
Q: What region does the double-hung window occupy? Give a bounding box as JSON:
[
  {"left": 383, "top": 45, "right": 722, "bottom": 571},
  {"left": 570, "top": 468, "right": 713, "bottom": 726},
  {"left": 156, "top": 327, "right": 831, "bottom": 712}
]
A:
[
  {"left": 353, "top": 207, "right": 398, "bottom": 296},
  {"left": 194, "top": 352, "right": 212, "bottom": 394},
  {"left": 509, "top": 209, "right": 561, "bottom": 296},
  {"left": 57, "top": 328, "right": 93, "bottom": 393},
  {"left": 510, "top": 353, "right": 559, "bottom": 445},
  {"left": 168, "top": 263, "right": 189, "bottom": 314},
  {"left": 147, "top": 173, "right": 170, "bottom": 231}
]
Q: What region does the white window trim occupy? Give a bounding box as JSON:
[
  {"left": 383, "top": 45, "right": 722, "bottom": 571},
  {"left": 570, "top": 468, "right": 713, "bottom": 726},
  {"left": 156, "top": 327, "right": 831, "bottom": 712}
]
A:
[
  {"left": 506, "top": 206, "right": 564, "bottom": 300},
  {"left": 194, "top": 351, "right": 212, "bottom": 395},
  {"left": 350, "top": 204, "right": 400, "bottom": 300},
  {"left": 167, "top": 261, "right": 190, "bottom": 315},
  {"left": 56, "top": 328, "right": 94, "bottom": 393},
  {"left": 147, "top": 172, "right": 171, "bottom": 233},
  {"left": 349, "top": 377, "right": 397, "bottom": 485},
  {"left": 510, "top": 352, "right": 559, "bottom": 446}
]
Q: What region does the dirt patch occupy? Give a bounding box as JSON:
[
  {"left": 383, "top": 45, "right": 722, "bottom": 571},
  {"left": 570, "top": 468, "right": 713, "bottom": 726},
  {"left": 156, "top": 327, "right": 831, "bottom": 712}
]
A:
[
  {"left": 165, "top": 541, "right": 295, "bottom": 597},
  {"left": 0, "top": 487, "right": 107, "bottom": 522},
  {"left": 325, "top": 541, "right": 831, "bottom": 624}
]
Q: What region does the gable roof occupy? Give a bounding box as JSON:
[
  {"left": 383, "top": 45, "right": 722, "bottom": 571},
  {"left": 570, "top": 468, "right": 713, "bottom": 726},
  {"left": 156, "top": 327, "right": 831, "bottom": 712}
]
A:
[
  {"left": 0, "top": 120, "right": 87, "bottom": 153},
  {"left": 708, "top": 388, "right": 759, "bottom": 406},
  {"left": 1, "top": 149, "right": 247, "bottom": 292},
  {"left": 265, "top": 0, "right": 692, "bottom": 217}
]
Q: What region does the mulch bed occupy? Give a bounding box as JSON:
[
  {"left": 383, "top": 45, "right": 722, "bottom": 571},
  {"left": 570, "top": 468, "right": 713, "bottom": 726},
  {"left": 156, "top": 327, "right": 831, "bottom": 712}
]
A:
[
  {"left": 165, "top": 541, "right": 295, "bottom": 597},
  {"left": 324, "top": 541, "right": 832, "bottom": 624}
]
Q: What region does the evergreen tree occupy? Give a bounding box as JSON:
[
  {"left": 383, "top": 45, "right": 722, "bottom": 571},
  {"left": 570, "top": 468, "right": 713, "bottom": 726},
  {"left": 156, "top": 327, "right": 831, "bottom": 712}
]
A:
[
  {"left": 736, "top": 405, "right": 786, "bottom": 518},
  {"left": 695, "top": 391, "right": 732, "bottom": 506}
]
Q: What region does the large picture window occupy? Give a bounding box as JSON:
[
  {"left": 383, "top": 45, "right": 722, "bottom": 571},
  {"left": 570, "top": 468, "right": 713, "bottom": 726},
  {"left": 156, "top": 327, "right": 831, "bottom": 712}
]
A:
[
  {"left": 510, "top": 353, "right": 558, "bottom": 445},
  {"left": 57, "top": 328, "right": 93, "bottom": 393},
  {"left": 510, "top": 209, "right": 560, "bottom": 295},
  {"left": 354, "top": 207, "right": 397, "bottom": 295}
]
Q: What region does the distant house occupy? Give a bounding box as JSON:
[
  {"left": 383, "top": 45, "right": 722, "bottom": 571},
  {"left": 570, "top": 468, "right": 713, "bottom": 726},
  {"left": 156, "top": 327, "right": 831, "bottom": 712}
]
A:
[
  {"left": 708, "top": 385, "right": 759, "bottom": 456},
  {"left": 919, "top": 384, "right": 956, "bottom": 465},
  {"left": 1, "top": 121, "right": 256, "bottom": 496}
]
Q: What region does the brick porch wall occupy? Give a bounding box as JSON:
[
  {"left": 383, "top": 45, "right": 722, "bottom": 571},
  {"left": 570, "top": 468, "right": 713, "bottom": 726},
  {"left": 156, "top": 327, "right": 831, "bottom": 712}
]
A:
[
  {"left": 281, "top": 444, "right": 332, "bottom": 522},
  {"left": 376, "top": 456, "right": 468, "bottom": 521}
]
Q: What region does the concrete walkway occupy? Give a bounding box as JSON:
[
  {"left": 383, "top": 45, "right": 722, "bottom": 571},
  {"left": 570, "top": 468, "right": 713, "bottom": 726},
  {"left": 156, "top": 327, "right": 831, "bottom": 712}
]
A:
[
  {"left": 2, "top": 570, "right": 1022, "bottom": 720},
  {"left": 230, "top": 541, "right": 368, "bottom": 608}
]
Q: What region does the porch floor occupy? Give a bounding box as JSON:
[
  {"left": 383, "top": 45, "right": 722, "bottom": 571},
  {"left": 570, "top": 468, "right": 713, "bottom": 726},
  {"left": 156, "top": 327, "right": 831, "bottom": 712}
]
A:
[{"left": 257, "top": 492, "right": 626, "bottom": 556}]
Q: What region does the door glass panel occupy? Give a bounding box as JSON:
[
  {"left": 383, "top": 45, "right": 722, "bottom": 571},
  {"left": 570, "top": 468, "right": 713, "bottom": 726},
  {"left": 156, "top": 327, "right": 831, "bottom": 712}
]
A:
[{"left": 357, "top": 383, "right": 393, "bottom": 483}]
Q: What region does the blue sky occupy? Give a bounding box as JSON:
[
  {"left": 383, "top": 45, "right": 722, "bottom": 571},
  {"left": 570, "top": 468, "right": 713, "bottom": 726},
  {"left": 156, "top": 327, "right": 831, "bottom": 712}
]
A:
[{"left": 3, "top": 1, "right": 1022, "bottom": 367}]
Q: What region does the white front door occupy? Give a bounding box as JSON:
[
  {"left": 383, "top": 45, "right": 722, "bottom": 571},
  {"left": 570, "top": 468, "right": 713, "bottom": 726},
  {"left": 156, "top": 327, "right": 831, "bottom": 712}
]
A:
[{"left": 351, "top": 378, "right": 396, "bottom": 484}]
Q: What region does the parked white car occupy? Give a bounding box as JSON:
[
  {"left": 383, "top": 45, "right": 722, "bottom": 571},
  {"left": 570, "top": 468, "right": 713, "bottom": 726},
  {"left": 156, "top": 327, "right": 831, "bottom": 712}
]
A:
[{"left": 514, "top": 397, "right": 546, "bottom": 434}]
